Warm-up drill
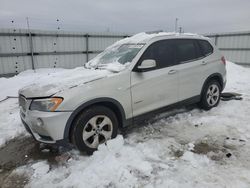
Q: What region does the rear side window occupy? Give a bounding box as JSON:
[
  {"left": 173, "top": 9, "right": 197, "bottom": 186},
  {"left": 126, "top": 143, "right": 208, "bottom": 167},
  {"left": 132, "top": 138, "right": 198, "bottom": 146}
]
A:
[
  {"left": 198, "top": 40, "right": 213, "bottom": 56},
  {"left": 175, "top": 40, "right": 197, "bottom": 63},
  {"left": 138, "top": 40, "right": 176, "bottom": 69}
]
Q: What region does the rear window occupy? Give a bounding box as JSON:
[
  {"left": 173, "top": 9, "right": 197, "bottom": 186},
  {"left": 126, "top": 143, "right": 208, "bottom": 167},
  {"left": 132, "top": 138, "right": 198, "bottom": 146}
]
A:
[{"left": 198, "top": 40, "right": 213, "bottom": 56}]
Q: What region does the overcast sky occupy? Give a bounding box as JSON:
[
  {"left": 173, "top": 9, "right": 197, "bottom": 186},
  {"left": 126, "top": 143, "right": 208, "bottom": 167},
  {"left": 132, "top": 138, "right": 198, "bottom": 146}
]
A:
[{"left": 1, "top": 0, "right": 250, "bottom": 34}]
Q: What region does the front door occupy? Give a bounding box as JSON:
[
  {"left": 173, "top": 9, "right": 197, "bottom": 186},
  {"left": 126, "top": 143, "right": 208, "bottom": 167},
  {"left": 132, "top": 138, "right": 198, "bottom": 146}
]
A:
[{"left": 131, "top": 40, "right": 179, "bottom": 117}]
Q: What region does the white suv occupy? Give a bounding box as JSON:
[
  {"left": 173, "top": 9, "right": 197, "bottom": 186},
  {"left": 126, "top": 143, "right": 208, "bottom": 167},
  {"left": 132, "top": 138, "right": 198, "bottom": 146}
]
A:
[{"left": 19, "top": 32, "right": 226, "bottom": 153}]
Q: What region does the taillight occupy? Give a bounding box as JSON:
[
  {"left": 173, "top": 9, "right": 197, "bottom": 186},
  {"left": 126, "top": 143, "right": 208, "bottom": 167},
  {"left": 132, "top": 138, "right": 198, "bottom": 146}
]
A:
[{"left": 221, "top": 56, "right": 226, "bottom": 65}]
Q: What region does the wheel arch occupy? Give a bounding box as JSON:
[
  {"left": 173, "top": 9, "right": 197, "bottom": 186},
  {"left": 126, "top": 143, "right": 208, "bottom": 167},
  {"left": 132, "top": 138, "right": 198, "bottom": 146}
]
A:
[
  {"left": 200, "top": 73, "right": 223, "bottom": 96},
  {"left": 63, "top": 97, "right": 129, "bottom": 141}
]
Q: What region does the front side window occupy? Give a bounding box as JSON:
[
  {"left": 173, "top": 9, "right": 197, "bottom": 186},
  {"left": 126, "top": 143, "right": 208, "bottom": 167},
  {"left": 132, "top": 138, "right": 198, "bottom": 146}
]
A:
[{"left": 137, "top": 40, "right": 176, "bottom": 70}]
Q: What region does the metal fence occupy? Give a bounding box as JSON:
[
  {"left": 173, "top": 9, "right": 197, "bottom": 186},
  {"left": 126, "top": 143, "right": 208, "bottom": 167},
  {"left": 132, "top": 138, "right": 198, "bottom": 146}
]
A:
[
  {"left": 1, "top": 29, "right": 250, "bottom": 76},
  {"left": 206, "top": 31, "right": 250, "bottom": 66},
  {"left": 0, "top": 28, "right": 129, "bottom": 76}
]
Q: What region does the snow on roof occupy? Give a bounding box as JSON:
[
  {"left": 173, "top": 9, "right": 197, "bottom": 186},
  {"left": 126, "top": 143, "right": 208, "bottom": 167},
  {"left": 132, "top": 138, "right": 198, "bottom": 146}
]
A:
[{"left": 113, "top": 32, "right": 208, "bottom": 46}]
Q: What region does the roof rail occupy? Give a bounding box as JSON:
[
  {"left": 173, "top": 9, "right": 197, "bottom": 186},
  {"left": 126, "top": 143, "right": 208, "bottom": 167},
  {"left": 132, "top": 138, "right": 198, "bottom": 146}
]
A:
[{"left": 145, "top": 30, "right": 163, "bottom": 34}]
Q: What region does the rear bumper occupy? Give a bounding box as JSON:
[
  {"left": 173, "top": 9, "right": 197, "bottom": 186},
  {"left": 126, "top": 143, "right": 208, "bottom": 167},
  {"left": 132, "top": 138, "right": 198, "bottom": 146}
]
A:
[{"left": 20, "top": 109, "right": 72, "bottom": 144}]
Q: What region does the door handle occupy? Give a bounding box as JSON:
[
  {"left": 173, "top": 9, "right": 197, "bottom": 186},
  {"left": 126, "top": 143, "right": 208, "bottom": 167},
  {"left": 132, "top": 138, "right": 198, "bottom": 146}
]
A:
[
  {"left": 168, "top": 70, "right": 177, "bottom": 74},
  {"left": 201, "top": 61, "right": 207, "bottom": 65}
]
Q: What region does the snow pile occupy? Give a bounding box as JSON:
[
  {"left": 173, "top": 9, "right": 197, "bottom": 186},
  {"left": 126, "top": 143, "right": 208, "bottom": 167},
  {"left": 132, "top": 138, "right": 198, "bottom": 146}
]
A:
[
  {"left": 0, "top": 98, "right": 25, "bottom": 146},
  {"left": 30, "top": 161, "right": 50, "bottom": 178},
  {"left": 26, "top": 136, "right": 153, "bottom": 188},
  {"left": 224, "top": 62, "right": 250, "bottom": 93},
  {"left": 1, "top": 61, "right": 250, "bottom": 187}
]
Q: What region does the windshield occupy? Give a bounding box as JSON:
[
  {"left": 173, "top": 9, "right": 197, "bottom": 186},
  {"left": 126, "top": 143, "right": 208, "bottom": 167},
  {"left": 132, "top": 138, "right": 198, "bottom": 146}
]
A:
[{"left": 86, "top": 43, "right": 144, "bottom": 71}]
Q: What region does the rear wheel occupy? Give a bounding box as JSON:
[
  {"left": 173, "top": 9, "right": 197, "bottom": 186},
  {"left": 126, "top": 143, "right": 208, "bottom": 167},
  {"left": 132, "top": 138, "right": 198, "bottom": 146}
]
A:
[
  {"left": 71, "top": 105, "right": 118, "bottom": 154},
  {"left": 199, "top": 80, "right": 221, "bottom": 110}
]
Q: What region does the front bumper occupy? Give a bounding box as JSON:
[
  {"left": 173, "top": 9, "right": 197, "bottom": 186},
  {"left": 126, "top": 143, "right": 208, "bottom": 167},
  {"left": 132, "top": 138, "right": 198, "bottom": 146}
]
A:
[{"left": 20, "top": 108, "right": 72, "bottom": 144}]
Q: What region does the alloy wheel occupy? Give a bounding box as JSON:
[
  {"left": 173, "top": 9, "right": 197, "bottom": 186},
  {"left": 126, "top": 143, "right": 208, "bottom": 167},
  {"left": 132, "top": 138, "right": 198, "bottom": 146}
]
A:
[
  {"left": 206, "top": 84, "right": 220, "bottom": 106},
  {"left": 82, "top": 115, "right": 113, "bottom": 148}
]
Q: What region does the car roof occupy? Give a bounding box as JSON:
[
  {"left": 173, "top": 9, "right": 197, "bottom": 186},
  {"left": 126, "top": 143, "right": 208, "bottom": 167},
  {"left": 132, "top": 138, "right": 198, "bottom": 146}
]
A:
[{"left": 114, "top": 32, "right": 210, "bottom": 46}]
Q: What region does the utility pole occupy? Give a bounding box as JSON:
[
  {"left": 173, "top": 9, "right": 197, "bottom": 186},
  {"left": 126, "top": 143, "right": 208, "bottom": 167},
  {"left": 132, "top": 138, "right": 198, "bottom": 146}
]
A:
[
  {"left": 175, "top": 18, "right": 178, "bottom": 32},
  {"left": 179, "top": 27, "right": 182, "bottom": 33},
  {"left": 26, "top": 17, "right": 35, "bottom": 71}
]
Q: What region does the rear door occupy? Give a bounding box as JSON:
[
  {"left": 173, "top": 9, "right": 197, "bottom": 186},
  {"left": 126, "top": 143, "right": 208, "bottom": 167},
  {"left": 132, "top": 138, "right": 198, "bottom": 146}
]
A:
[
  {"left": 174, "top": 39, "right": 206, "bottom": 101},
  {"left": 130, "top": 40, "right": 179, "bottom": 117}
]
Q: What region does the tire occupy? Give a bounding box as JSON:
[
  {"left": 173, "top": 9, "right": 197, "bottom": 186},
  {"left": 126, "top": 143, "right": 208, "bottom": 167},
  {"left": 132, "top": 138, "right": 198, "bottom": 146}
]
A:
[
  {"left": 199, "top": 80, "right": 221, "bottom": 110},
  {"left": 71, "top": 105, "right": 118, "bottom": 154}
]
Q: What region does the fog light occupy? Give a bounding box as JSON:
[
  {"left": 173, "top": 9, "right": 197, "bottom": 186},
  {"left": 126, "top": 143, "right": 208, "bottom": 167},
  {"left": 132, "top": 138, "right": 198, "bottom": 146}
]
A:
[{"left": 36, "top": 118, "right": 44, "bottom": 127}]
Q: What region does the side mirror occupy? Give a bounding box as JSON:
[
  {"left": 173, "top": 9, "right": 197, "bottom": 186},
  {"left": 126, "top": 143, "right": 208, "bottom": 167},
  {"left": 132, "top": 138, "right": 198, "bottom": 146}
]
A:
[{"left": 137, "top": 59, "right": 156, "bottom": 70}]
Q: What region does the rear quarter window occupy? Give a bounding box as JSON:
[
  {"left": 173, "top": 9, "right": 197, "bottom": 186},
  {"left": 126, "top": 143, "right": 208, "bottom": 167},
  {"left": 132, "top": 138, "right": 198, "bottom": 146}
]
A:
[{"left": 198, "top": 40, "right": 214, "bottom": 56}]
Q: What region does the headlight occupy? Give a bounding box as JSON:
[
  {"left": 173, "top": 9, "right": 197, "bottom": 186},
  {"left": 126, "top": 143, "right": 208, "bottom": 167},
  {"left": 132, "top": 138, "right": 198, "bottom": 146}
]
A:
[{"left": 30, "top": 97, "right": 63, "bottom": 112}]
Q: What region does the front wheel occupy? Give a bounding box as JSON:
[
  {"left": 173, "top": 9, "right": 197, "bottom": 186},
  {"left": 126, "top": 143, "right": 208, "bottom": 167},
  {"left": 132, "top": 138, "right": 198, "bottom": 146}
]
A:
[
  {"left": 199, "top": 80, "right": 221, "bottom": 110},
  {"left": 71, "top": 105, "right": 118, "bottom": 154}
]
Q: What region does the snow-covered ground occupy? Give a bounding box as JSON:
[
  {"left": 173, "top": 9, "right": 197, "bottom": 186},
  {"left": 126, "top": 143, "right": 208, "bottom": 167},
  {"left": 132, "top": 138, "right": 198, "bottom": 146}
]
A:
[{"left": 1, "top": 62, "right": 250, "bottom": 187}]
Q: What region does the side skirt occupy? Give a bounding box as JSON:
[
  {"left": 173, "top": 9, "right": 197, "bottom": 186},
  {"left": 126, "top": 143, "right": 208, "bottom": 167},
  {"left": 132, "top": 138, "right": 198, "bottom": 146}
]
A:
[{"left": 124, "top": 95, "right": 200, "bottom": 126}]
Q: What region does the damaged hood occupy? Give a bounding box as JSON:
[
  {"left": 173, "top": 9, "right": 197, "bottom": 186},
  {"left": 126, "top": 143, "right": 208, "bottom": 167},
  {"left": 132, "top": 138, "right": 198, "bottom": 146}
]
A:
[{"left": 19, "top": 67, "right": 111, "bottom": 98}]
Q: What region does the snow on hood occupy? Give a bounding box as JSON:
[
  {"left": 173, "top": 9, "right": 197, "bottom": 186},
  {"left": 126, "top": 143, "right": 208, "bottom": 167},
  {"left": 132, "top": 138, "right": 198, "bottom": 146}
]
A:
[{"left": 18, "top": 67, "right": 112, "bottom": 98}]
